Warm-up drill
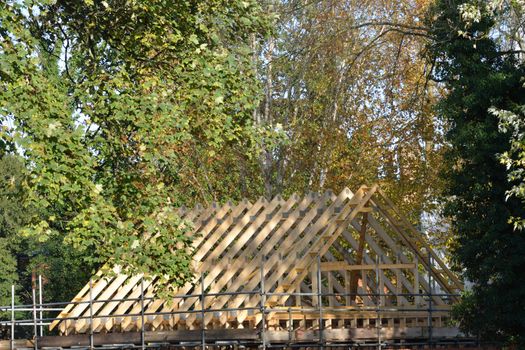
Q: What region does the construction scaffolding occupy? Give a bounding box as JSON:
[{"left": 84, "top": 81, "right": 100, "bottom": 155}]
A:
[
  {"left": 0, "top": 185, "right": 470, "bottom": 349},
  {"left": 1, "top": 270, "right": 468, "bottom": 349}
]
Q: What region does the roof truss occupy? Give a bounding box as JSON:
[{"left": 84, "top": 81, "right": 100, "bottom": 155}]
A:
[{"left": 51, "top": 185, "right": 463, "bottom": 334}]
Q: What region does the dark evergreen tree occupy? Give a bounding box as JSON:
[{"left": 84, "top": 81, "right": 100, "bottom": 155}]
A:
[{"left": 427, "top": 0, "right": 525, "bottom": 344}]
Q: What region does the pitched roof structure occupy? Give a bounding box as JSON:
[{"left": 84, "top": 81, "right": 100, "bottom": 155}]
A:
[{"left": 51, "top": 185, "right": 463, "bottom": 336}]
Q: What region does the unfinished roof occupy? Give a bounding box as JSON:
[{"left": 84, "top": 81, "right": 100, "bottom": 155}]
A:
[{"left": 51, "top": 185, "right": 463, "bottom": 335}]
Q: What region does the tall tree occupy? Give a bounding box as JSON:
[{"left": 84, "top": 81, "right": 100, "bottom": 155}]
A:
[
  {"left": 427, "top": 0, "right": 525, "bottom": 343},
  {"left": 497, "top": 105, "right": 525, "bottom": 230},
  {"left": 0, "top": 0, "right": 269, "bottom": 296},
  {"left": 255, "top": 0, "right": 447, "bottom": 228}
]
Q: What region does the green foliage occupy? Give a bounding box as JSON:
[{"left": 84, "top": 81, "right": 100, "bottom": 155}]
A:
[
  {"left": 27, "top": 237, "right": 96, "bottom": 303},
  {"left": 0, "top": 0, "right": 269, "bottom": 294},
  {"left": 0, "top": 155, "right": 28, "bottom": 241},
  {"left": 495, "top": 104, "right": 525, "bottom": 230},
  {"left": 0, "top": 155, "right": 25, "bottom": 325},
  {"left": 427, "top": 0, "right": 525, "bottom": 344},
  {"left": 0, "top": 155, "right": 99, "bottom": 326},
  {"left": 0, "top": 238, "right": 18, "bottom": 317}
]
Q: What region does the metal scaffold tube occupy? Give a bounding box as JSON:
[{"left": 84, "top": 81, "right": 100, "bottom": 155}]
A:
[
  {"left": 201, "top": 273, "right": 205, "bottom": 350},
  {"left": 376, "top": 255, "right": 382, "bottom": 350},
  {"left": 38, "top": 276, "right": 43, "bottom": 337},
  {"left": 10, "top": 284, "right": 14, "bottom": 350},
  {"left": 32, "top": 284, "right": 37, "bottom": 350},
  {"left": 316, "top": 255, "right": 323, "bottom": 350},
  {"left": 89, "top": 278, "right": 94, "bottom": 350},
  {"left": 141, "top": 278, "right": 145, "bottom": 350},
  {"left": 428, "top": 253, "right": 433, "bottom": 348},
  {"left": 260, "top": 255, "right": 266, "bottom": 350}
]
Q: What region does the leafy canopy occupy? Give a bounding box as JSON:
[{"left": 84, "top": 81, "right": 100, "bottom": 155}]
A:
[
  {"left": 427, "top": 0, "right": 525, "bottom": 343},
  {"left": 0, "top": 0, "right": 269, "bottom": 294}
]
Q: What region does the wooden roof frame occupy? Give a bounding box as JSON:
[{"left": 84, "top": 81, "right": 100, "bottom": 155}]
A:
[{"left": 51, "top": 185, "right": 463, "bottom": 334}]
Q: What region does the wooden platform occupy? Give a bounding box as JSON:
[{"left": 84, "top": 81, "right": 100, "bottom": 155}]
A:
[{"left": 49, "top": 185, "right": 464, "bottom": 341}]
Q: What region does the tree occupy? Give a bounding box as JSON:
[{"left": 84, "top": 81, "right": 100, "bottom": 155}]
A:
[
  {"left": 0, "top": 238, "right": 18, "bottom": 337},
  {"left": 426, "top": 0, "right": 525, "bottom": 343},
  {"left": 497, "top": 105, "right": 525, "bottom": 230},
  {"left": 253, "top": 0, "right": 448, "bottom": 233},
  {"left": 0, "top": 0, "right": 270, "bottom": 295},
  {"left": 0, "top": 155, "right": 23, "bottom": 314},
  {"left": 490, "top": 0, "right": 525, "bottom": 231},
  {"left": 0, "top": 154, "right": 100, "bottom": 333}
]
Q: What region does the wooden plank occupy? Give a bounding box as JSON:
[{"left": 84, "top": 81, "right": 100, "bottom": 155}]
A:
[
  {"left": 378, "top": 258, "right": 385, "bottom": 306},
  {"left": 322, "top": 251, "right": 346, "bottom": 307},
  {"left": 396, "top": 254, "right": 403, "bottom": 306},
  {"left": 0, "top": 340, "right": 32, "bottom": 350},
  {"left": 49, "top": 269, "right": 103, "bottom": 332},
  {"left": 74, "top": 272, "right": 130, "bottom": 332},
  {"left": 414, "top": 255, "right": 421, "bottom": 305},
  {"left": 339, "top": 229, "right": 400, "bottom": 305},
  {"left": 57, "top": 270, "right": 117, "bottom": 334},
  {"left": 103, "top": 276, "right": 156, "bottom": 332},
  {"left": 161, "top": 195, "right": 272, "bottom": 327},
  {"left": 350, "top": 213, "right": 367, "bottom": 304},
  {"left": 176, "top": 194, "right": 288, "bottom": 327},
  {"left": 320, "top": 262, "right": 416, "bottom": 271},
  {"left": 96, "top": 199, "right": 220, "bottom": 328},
  {"left": 266, "top": 327, "right": 462, "bottom": 342},
  {"left": 215, "top": 191, "right": 327, "bottom": 323},
  {"left": 53, "top": 201, "right": 220, "bottom": 333},
  {"left": 327, "top": 272, "right": 334, "bottom": 307},
  {"left": 193, "top": 199, "right": 257, "bottom": 262},
  {"left": 38, "top": 326, "right": 464, "bottom": 348},
  {"left": 348, "top": 219, "right": 415, "bottom": 294},
  {"left": 108, "top": 197, "right": 219, "bottom": 331},
  {"left": 328, "top": 239, "right": 358, "bottom": 306},
  {"left": 39, "top": 329, "right": 258, "bottom": 348},
  {"left": 345, "top": 270, "right": 351, "bottom": 306}
]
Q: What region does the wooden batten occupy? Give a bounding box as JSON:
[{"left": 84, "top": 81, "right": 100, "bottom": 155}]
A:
[{"left": 321, "top": 262, "right": 416, "bottom": 271}]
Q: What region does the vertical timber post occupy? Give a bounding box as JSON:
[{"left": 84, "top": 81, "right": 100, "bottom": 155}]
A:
[
  {"left": 260, "top": 256, "right": 266, "bottom": 350},
  {"left": 351, "top": 213, "right": 369, "bottom": 305},
  {"left": 201, "top": 273, "right": 205, "bottom": 350},
  {"left": 89, "top": 278, "right": 94, "bottom": 350},
  {"left": 140, "top": 278, "right": 145, "bottom": 350},
  {"left": 10, "top": 284, "right": 14, "bottom": 350},
  {"left": 396, "top": 253, "right": 402, "bottom": 306},
  {"left": 287, "top": 307, "right": 292, "bottom": 343},
  {"left": 413, "top": 255, "right": 420, "bottom": 306},
  {"left": 317, "top": 255, "right": 323, "bottom": 350}
]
